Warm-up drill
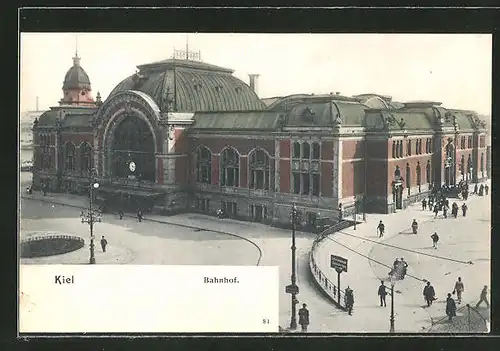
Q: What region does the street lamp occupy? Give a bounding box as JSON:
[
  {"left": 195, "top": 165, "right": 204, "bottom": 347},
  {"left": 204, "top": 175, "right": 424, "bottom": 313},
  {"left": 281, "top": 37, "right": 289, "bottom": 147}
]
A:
[
  {"left": 389, "top": 275, "right": 396, "bottom": 333},
  {"left": 289, "top": 203, "right": 299, "bottom": 330},
  {"left": 80, "top": 168, "right": 101, "bottom": 264}
]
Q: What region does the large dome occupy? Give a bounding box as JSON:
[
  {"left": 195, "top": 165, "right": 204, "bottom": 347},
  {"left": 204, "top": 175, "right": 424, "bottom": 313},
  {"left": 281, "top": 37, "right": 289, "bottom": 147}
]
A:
[
  {"left": 63, "top": 55, "right": 91, "bottom": 90},
  {"left": 108, "top": 59, "right": 266, "bottom": 112}
]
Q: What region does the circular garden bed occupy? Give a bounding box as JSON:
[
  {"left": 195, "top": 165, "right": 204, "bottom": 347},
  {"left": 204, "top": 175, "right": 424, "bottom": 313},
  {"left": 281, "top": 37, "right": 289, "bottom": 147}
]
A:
[{"left": 21, "top": 234, "right": 85, "bottom": 258}]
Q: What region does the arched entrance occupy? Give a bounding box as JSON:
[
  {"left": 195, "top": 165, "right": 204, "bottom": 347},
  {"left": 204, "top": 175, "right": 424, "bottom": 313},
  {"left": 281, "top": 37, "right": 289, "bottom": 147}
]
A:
[{"left": 110, "top": 114, "right": 156, "bottom": 182}]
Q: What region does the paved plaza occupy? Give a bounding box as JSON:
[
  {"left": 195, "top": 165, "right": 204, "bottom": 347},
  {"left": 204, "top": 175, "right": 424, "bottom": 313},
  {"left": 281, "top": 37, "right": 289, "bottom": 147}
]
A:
[{"left": 19, "top": 173, "right": 490, "bottom": 333}]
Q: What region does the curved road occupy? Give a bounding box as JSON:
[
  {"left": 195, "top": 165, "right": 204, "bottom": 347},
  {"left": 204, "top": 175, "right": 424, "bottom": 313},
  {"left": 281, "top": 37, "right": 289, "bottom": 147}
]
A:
[{"left": 20, "top": 193, "right": 336, "bottom": 331}]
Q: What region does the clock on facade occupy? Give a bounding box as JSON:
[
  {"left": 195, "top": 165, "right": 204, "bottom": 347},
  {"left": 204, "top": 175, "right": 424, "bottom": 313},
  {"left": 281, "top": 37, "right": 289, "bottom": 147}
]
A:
[{"left": 129, "top": 161, "right": 136, "bottom": 173}]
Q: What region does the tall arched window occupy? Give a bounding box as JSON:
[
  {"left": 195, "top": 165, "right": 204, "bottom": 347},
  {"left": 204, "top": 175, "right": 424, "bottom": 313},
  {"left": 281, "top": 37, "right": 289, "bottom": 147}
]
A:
[
  {"left": 302, "top": 142, "right": 310, "bottom": 159},
  {"left": 312, "top": 142, "right": 320, "bottom": 159},
  {"left": 221, "top": 147, "right": 239, "bottom": 187},
  {"left": 416, "top": 162, "right": 421, "bottom": 190},
  {"left": 426, "top": 160, "right": 431, "bottom": 184},
  {"left": 196, "top": 146, "right": 212, "bottom": 184},
  {"left": 249, "top": 149, "right": 271, "bottom": 190},
  {"left": 460, "top": 154, "right": 465, "bottom": 177},
  {"left": 392, "top": 141, "right": 396, "bottom": 158},
  {"left": 64, "top": 142, "right": 76, "bottom": 172},
  {"left": 394, "top": 165, "right": 401, "bottom": 178},
  {"left": 80, "top": 142, "right": 92, "bottom": 175},
  {"left": 399, "top": 141, "right": 403, "bottom": 158},
  {"left": 293, "top": 142, "right": 301, "bottom": 158}
]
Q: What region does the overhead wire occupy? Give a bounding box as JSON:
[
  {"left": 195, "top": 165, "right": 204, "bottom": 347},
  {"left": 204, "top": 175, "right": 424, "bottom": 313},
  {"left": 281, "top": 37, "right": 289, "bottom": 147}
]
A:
[{"left": 335, "top": 230, "right": 474, "bottom": 265}]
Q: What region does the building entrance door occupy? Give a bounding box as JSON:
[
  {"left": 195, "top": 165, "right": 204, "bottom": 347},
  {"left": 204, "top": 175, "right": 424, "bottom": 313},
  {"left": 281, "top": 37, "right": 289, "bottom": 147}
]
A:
[
  {"left": 252, "top": 205, "right": 266, "bottom": 222},
  {"left": 394, "top": 185, "right": 403, "bottom": 209}
]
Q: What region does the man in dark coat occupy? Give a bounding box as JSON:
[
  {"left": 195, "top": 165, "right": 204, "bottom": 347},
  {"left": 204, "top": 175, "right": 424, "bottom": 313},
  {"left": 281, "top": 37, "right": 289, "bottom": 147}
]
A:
[
  {"left": 298, "top": 303, "right": 309, "bottom": 332},
  {"left": 452, "top": 202, "right": 459, "bottom": 218},
  {"left": 485, "top": 184, "right": 489, "bottom": 195},
  {"left": 476, "top": 285, "right": 490, "bottom": 309},
  {"left": 474, "top": 183, "right": 478, "bottom": 194},
  {"left": 433, "top": 205, "right": 439, "bottom": 218},
  {"left": 137, "top": 209, "right": 143, "bottom": 222},
  {"left": 378, "top": 281, "right": 387, "bottom": 307},
  {"left": 377, "top": 221, "right": 385, "bottom": 238},
  {"left": 479, "top": 184, "right": 484, "bottom": 196},
  {"left": 423, "top": 281, "right": 436, "bottom": 307},
  {"left": 119, "top": 209, "right": 124, "bottom": 220},
  {"left": 399, "top": 258, "right": 408, "bottom": 279},
  {"left": 422, "top": 199, "right": 427, "bottom": 210},
  {"left": 461, "top": 203, "right": 468, "bottom": 217},
  {"left": 431, "top": 232, "right": 439, "bottom": 249},
  {"left": 446, "top": 293, "right": 457, "bottom": 321},
  {"left": 100, "top": 235, "right": 108, "bottom": 253},
  {"left": 345, "top": 286, "right": 354, "bottom": 315}
]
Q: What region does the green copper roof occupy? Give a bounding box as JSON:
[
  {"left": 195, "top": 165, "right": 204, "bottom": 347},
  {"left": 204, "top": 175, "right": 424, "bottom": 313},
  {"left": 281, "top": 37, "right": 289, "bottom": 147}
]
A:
[
  {"left": 191, "top": 111, "right": 281, "bottom": 130},
  {"left": 108, "top": 59, "right": 266, "bottom": 112}
]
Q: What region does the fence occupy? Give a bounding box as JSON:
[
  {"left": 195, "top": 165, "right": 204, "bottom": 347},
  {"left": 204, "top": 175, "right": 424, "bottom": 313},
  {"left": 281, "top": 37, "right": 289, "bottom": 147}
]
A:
[
  {"left": 308, "top": 220, "right": 354, "bottom": 310},
  {"left": 428, "top": 303, "right": 489, "bottom": 333}
]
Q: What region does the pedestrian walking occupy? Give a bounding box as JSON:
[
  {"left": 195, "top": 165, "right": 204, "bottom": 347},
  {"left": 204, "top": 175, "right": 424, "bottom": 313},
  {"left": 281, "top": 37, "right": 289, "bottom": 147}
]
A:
[
  {"left": 100, "top": 235, "right": 108, "bottom": 252},
  {"left": 443, "top": 205, "right": 448, "bottom": 219},
  {"left": 391, "top": 258, "right": 400, "bottom": 277},
  {"left": 378, "top": 281, "right": 387, "bottom": 307},
  {"left": 474, "top": 183, "right": 478, "bottom": 194},
  {"left": 452, "top": 202, "right": 458, "bottom": 218},
  {"left": 42, "top": 183, "right": 47, "bottom": 196},
  {"left": 485, "top": 184, "right": 489, "bottom": 195},
  {"left": 453, "top": 277, "right": 464, "bottom": 304},
  {"left": 137, "top": 209, "right": 143, "bottom": 222},
  {"left": 476, "top": 285, "right": 490, "bottom": 308},
  {"left": 433, "top": 205, "right": 439, "bottom": 218},
  {"left": 119, "top": 210, "right": 124, "bottom": 220},
  {"left": 400, "top": 258, "right": 408, "bottom": 279},
  {"left": 431, "top": 232, "right": 439, "bottom": 249},
  {"left": 428, "top": 197, "right": 434, "bottom": 211},
  {"left": 479, "top": 184, "right": 484, "bottom": 196},
  {"left": 423, "top": 281, "right": 436, "bottom": 307},
  {"left": 345, "top": 286, "right": 354, "bottom": 315},
  {"left": 461, "top": 203, "right": 468, "bottom": 217},
  {"left": 377, "top": 221, "right": 385, "bottom": 238},
  {"left": 298, "top": 303, "right": 309, "bottom": 332},
  {"left": 422, "top": 199, "right": 427, "bottom": 210},
  {"left": 446, "top": 293, "right": 457, "bottom": 321}
]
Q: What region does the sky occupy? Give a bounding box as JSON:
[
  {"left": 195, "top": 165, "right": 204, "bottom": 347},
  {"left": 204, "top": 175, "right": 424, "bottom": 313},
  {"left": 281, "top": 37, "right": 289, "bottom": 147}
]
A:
[{"left": 20, "top": 33, "right": 492, "bottom": 117}]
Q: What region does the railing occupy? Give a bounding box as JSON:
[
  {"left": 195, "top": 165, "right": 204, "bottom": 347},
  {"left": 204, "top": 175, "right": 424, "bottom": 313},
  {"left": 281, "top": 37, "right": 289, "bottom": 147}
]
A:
[
  {"left": 21, "top": 234, "right": 84, "bottom": 244},
  {"left": 308, "top": 220, "right": 354, "bottom": 310},
  {"left": 428, "top": 303, "right": 489, "bottom": 333}
]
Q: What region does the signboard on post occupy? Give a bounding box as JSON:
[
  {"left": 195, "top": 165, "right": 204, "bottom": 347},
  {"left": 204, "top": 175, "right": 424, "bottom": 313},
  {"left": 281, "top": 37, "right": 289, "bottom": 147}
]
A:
[
  {"left": 285, "top": 284, "right": 299, "bottom": 295},
  {"left": 330, "top": 255, "right": 348, "bottom": 273}
]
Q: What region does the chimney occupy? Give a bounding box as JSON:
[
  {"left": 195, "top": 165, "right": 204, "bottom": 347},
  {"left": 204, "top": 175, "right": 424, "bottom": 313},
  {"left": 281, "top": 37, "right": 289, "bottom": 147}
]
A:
[
  {"left": 248, "top": 74, "right": 260, "bottom": 95},
  {"left": 36, "top": 96, "right": 39, "bottom": 111}
]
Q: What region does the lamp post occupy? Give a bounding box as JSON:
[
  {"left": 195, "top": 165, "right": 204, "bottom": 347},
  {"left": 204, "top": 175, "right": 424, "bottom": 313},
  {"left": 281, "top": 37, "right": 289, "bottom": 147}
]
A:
[
  {"left": 289, "top": 203, "right": 299, "bottom": 330},
  {"left": 470, "top": 166, "right": 474, "bottom": 183},
  {"left": 80, "top": 168, "right": 101, "bottom": 264},
  {"left": 389, "top": 275, "right": 396, "bottom": 333}
]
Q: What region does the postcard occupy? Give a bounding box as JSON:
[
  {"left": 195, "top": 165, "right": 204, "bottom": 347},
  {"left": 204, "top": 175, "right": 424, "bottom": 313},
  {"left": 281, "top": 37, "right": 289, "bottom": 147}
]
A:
[{"left": 19, "top": 32, "right": 491, "bottom": 334}]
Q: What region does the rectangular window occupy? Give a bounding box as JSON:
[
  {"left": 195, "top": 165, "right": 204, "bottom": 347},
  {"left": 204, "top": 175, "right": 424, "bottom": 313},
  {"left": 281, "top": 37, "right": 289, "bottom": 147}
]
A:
[
  {"left": 302, "top": 173, "right": 310, "bottom": 195},
  {"left": 292, "top": 172, "right": 301, "bottom": 194},
  {"left": 312, "top": 174, "right": 320, "bottom": 196}
]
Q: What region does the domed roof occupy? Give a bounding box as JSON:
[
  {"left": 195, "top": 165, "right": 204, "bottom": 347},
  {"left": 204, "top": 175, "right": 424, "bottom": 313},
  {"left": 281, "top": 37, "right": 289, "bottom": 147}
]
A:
[
  {"left": 63, "top": 55, "right": 91, "bottom": 90},
  {"left": 108, "top": 59, "right": 266, "bottom": 112}
]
